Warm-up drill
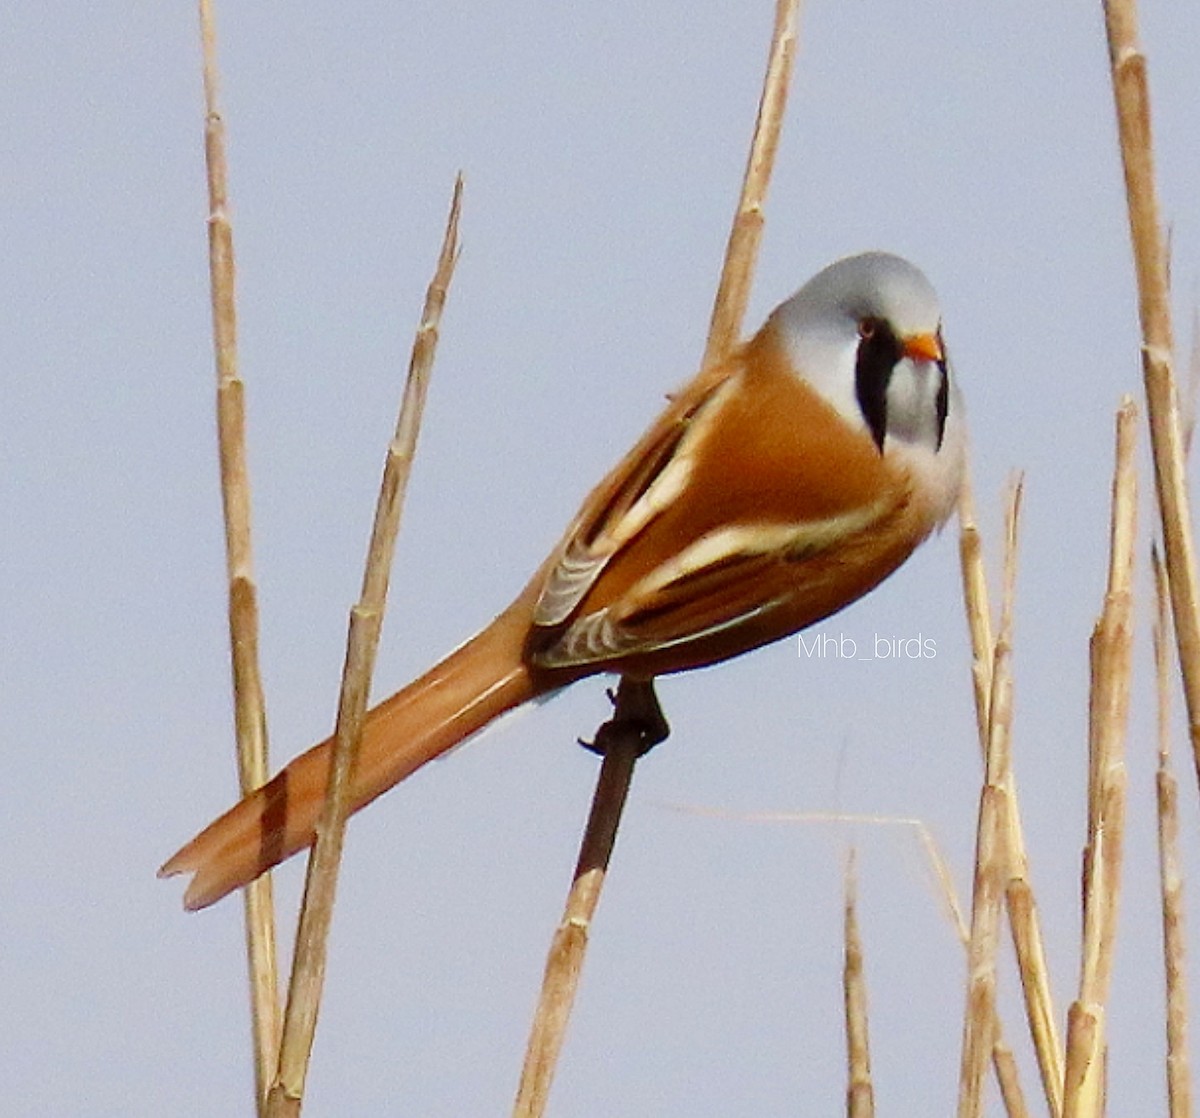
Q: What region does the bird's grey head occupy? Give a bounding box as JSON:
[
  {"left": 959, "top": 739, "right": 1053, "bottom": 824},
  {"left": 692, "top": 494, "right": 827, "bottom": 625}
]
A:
[
  {"left": 769, "top": 253, "right": 945, "bottom": 446},
  {"left": 768, "top": 251, "right": 966, "bottom": 516}
]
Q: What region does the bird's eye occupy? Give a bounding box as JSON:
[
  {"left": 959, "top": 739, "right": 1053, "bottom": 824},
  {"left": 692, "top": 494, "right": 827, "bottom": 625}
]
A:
[{"left": 858, "top": 318, "right": 878, "bottom": 340}]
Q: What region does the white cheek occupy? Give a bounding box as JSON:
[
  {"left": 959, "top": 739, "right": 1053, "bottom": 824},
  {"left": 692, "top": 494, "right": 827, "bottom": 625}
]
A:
[
  {"left": 885, "top": 360, "right": 943, "bottom": 448},
  {"left": 783, "top": 328, "right": 866, "bottom": 432},
  {"left": 887, "top": 370, "right": 966, "bottom": 526}
]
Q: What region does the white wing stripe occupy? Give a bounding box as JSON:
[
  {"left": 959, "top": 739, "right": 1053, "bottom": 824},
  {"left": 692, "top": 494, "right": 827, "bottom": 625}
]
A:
[
  {"left": 633, "top": 507, "right": 883, "bottom": 600},
  {"left": 533, "top": 503, "right": 887, "bottom": 669},
  {"left": 532, "top": 377, "right": 739, "bottom": 628},
  {"left": 533, "top": 541, "right": 609, "bottom": 626}
]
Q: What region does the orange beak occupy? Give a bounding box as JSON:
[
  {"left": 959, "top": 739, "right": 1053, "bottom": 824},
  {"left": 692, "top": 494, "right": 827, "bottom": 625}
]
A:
[{"left": 901, "top": 332, "right": 943, "bottom": 364}]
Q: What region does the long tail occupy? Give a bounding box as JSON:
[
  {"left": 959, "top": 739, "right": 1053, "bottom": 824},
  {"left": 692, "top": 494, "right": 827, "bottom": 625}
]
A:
[{"left": 160, "top": 601, "right": 543, "bottom": 910}]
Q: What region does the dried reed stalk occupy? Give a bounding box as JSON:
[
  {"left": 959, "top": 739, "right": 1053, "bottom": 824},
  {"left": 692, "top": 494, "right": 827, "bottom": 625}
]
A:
[
  {"left": 512, "top": 679, "right": 653, "bottom": 1118},
  {"left": 197, "top": 1, "right": 280, "bottom": 1106},
  {"left": 661, "top": 802, "right": 1028, "bottom": 1115},
  {"left": 1062, "top": 400, "right": 1137, "bottom": 1118},
  {"left": 994, "top": 1043, "right": 1033, "bottom": 1118},
  {"left": 843, "top": 853, "right": 875, "bottom": 1118},
  {"left": 1185, "top": 309, "right": 1200, "bottom": 455},
  {"left": 958, "top": 475, "right": 1062, "bottom": 1115},
  {"left": 1101, "top": 0, "right": 1200, "bottom": 794},
  {"left": 956, "top": 479, "right": 1022, "bottom": 1118},
  {"left": 1153, "top": 547, "right": 1194, "bottom": 1118},
  {"left": 512, "top": 6, "right": 800, "bottom": 1113},
  {"left": 957, "top": 476, "right": 995, "bottom": 742},
  {"left": 263, "top": 179, "right": 463, "bottom": 1118},
  {"left": 665, "top": 805, "right": 969, "bottom": 935},
  {"left": 702, "top": 0, "right": 801, "bottom": 368}
]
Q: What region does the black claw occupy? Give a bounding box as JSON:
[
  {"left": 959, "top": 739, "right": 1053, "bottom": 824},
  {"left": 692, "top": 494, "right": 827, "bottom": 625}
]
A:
[{"left": 577, "top": 678, "right": 671, "bottom": 759}]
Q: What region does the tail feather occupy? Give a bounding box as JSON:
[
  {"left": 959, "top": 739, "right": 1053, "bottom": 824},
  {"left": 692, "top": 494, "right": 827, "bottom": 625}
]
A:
[{"left": 160, "top": 603, "right": 542, "bottom": 910}]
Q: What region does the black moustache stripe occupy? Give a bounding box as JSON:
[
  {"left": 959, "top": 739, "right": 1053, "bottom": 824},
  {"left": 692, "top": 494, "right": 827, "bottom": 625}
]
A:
[
  {"left": 934, "top": 355, "right": 950, "bottom": 450},
  {"left": 854, "top": 316, "right": 901, "bottom": 452}
]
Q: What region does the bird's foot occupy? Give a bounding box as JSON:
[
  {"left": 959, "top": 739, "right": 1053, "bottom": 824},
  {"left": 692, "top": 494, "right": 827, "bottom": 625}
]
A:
[{"left": 579, "top": 677, "right": 670, "bottom": 758}]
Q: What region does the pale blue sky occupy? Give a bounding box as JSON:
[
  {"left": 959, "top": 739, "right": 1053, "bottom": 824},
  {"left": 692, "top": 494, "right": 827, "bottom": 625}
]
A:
[{"left": 5, "top": 2, "right": 1200, "bottom": 1114}]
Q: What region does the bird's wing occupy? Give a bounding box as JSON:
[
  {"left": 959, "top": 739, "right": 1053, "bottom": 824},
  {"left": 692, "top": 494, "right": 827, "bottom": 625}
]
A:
[
  {"left": 529, "top": 337, "right": 905, "bottom": 672},
  {"left": 532, "top": 363, "right": 738, "bottom": 628},
  {"left": 533, "top": 513, "right": 885, "bottom": 669}
]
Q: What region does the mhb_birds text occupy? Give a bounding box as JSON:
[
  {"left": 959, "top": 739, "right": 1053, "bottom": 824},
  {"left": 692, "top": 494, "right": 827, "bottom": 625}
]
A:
[{"left": 796, "top": 631, "right": 938, "bottom": 660}]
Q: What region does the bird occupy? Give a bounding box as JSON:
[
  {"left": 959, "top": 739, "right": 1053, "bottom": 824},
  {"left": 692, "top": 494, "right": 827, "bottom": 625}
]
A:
[{"left": 161, "top": 250, "right": 966, "bottom": 910}]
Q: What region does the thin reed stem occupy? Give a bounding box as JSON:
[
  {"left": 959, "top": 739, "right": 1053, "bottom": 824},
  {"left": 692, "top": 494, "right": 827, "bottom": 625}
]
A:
[
  {"left": 1101, "top": 0, "right": 1200, "bottom": 800},
  {"left": 658, "top": 801, "right": 1027, "bottom": 1116},
  {"left": 1062, "top": 399, "right": 1137, "bottom": 1118},
  {"left": 1152, "top": 548, "right": 1194, "bottom": 1118},
  {"left": 994, "top": 1042, "right": 1033, "bottom": 1118},
  {"left": 956, "top": 479, "right": 1022, "bottom": 1118},
  {"left": 264, "top": 179, "right": 463, "bottom": 1118},
  {"left": 843, "top": 853, "right": 875, "bottom": 1118},
  {"left": 512, "top": 678, "right": 658, "bottom": 1117},
  {"left": 703, "top": 0, "right": 801, "bottom": 368},
  {"left": 196, "top": 0, "right": 280, "bottom": 1106},
  {"left": 958, "top": 475, "right": 1061, "bottom": 1115}
]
